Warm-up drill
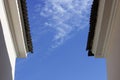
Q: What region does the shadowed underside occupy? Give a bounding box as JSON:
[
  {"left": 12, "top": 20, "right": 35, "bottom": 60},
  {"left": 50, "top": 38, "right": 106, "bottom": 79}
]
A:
[
  {"left": 86, "top": 0, "right": 99, "bottom": 56},
  {"left": 19, "top": 0, "right": 33, "bottom": 53}
]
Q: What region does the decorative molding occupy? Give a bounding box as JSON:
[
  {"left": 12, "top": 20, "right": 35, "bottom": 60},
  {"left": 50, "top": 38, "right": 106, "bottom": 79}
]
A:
[
  {"left": 92, "top": 0, "right": 105, "bottom": 57},
  {"left": 92, "top": 0, "right": 119, "bottom": 57},
  {"left": 1, "top": 0, "right": 28, "bottom": 57}
]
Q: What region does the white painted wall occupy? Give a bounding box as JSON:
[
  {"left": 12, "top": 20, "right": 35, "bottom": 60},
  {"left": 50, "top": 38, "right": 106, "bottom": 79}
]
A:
[
  {"left": 0, "top": 0, "right": 17, "bottom": 79},
  {"left": 0, "top": 21, "right": 13, "bottom": 80},
  {"left": 106, "top": 2, "right": 120, "bottom": 80}
]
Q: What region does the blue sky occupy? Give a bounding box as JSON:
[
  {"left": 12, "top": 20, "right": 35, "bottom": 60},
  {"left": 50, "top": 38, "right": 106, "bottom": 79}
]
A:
[{"left": 15, "top": 0, "right": 107, "bottom": 80}]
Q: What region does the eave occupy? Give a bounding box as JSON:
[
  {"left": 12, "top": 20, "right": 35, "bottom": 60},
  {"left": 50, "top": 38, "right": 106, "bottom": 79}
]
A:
[
  {"left": 0, "top": 0, "right": 33, "bottom": 57},
  {"left": 87, "top": 0, "right": 119, "bottom": 57},
  {"left": 86, "top": 0, "right": 99, "bottom": 56},
  {"left": 18, "top": 0, "right": 33, "bottom": 53}
]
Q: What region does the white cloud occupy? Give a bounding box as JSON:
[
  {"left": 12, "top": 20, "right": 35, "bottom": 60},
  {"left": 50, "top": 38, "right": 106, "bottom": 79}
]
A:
[{"left": 34, "top": 0, "right": 93, "bottom": 48}]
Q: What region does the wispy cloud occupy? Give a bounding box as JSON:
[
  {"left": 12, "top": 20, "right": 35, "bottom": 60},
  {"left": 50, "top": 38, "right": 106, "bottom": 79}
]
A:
[{"left": 34, "top": 0, "right": 93, "bottom": 48}]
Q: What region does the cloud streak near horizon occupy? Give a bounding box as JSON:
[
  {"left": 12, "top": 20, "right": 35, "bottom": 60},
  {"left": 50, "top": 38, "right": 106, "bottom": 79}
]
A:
[{"left": 33, "top": 0, "right": 93, "bottom": 49}]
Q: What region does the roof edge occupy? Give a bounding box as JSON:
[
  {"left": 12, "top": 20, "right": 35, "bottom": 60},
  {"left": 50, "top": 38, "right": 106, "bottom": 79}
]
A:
[
  {"left": 18, "top": 0, "right": 33, "bottom": 53},
  {"left": 86, "top": 0, "right": 100, "bottom": 56}
]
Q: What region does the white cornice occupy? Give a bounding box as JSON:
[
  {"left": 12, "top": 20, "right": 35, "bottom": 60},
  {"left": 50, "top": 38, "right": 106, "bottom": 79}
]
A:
[
  {"left": 1, "top": 0, "right": 27, "bottom": 57},
  {"left": 92, "top": 0, "right": 106, "bottom": 57},
  {"left": 92, "top": 0, "right": 119, "bottom": 58}
]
